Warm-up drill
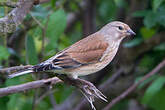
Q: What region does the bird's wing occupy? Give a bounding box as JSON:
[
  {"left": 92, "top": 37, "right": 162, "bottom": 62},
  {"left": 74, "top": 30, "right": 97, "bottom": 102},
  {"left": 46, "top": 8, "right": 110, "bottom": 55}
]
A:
[
  {"left": 52, "top": 33, "right": 109, "bottom": 69},
  {"left": 33, "top": 33, "right": 109, "bottom": 71}
]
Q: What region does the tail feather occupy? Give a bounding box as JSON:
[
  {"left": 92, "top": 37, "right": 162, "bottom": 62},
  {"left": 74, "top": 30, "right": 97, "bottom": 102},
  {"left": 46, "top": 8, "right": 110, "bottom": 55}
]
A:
[{"left": 8, "top": 69, "right": 33, "bottom": 79}]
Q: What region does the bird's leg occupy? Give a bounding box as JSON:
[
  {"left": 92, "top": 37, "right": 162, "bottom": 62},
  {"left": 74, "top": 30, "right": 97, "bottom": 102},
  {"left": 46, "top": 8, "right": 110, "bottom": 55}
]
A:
[
  {"left": 76, "top": 78, "right": 107, "bottom": 110},
  {"left": 59, "top": 75, "right": 107, "bottom": 110},
  {"left": 75, "top": 78, "right": 107, "bottom": 101}
]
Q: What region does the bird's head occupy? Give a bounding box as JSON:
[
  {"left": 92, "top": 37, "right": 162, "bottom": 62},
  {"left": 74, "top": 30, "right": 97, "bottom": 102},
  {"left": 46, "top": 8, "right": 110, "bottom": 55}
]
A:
[{"left": 100, "top": 21, "right": 136, "bottom": 41}]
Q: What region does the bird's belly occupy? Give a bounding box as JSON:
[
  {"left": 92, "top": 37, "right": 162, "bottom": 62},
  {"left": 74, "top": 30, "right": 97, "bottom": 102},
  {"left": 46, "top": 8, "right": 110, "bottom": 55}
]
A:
[
  {"left": 70, "top": 64, "right": 103, "bottom": 76},
  {"left": 67, "top": 50, "right": 117, "bottom": 77},
  {"left": 70, "top": 62, "right": 108, "bottom": 76},
  {"left": 52, "top": 61, "right": 111, "bottom": 77},
  {"left": 54, "top": 46, "right": 119, "bottom": 78}
]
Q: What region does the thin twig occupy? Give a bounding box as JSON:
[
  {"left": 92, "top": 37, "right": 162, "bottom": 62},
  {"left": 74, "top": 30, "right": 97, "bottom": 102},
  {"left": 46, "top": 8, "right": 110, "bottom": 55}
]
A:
[
  {"left": 0, "top": 65, "right": 32, "bottom": 75},
  {"left": 49, "top": 92, "right": 57, "bottom": 110},
  {"left": 32, "top": 88, "right": 40, "bottom": 110},
  {"left": 103, "top": 59, "right": 165, "bottom": 110},
  {"left": 0, "top": 77, "right": 62, "bottom": 97},
  {"left": 30, "top": 13, "right": 44, "bottom": 29},
  {"left": 99, "top": 68, "right": 123, "bottom": 90},
  {"left": 30, "top": 12, "right": 46, "bottom": 58},
  {"left": 41, "top": 14, "right": 49, "bottom": 58},
  {"left": 36, "top": 89, "right": 57, "bottom": 104}
]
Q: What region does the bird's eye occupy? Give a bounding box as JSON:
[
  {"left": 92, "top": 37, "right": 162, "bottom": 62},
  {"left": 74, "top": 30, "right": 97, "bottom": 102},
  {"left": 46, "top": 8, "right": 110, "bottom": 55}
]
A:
[{"left": 118, "top": 26, "right": 124, "bottom": 30}]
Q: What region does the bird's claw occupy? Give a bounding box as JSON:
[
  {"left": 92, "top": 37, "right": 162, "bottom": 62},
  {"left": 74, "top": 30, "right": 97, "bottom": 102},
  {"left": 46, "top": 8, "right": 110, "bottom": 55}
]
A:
[
  {"left": 63, "top": 77, "right": 107, "bottom": 110},
  {"left": 80, "top": 81, "right": 107, "bottom": 110}
]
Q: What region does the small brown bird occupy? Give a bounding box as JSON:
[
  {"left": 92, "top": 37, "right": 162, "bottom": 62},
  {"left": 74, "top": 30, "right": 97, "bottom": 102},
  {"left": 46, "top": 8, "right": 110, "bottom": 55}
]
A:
[{"left": 8, "top": 21, "right": 135, "bottom": 79}]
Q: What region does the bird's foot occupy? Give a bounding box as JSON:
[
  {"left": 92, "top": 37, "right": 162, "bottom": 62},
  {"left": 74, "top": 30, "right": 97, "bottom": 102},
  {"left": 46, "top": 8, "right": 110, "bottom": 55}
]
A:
[
  {"left": 73, "top": 78, "right": 107, "bottom": 110},
  {"left": 58, "top": 75, "right": 107, "bottom": 110}
]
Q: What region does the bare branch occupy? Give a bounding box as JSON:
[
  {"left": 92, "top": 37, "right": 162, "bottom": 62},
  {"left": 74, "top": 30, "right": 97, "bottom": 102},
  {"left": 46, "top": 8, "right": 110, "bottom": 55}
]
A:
[
  {"left": 49, "top": 91, "right": 57, "bottom": 110},
  {"left": 0, "top": 1, "right": 18, "bottom": 8},
  {"left": 0, "top": 0, "right": 51, "bottom": 34},
  {"left": 0, "top": 65, "right": 32, "bottom": 75},
  {"left": 0, "top": 65, "right": 107, "bottom": 109},
  {"left": 0, "top": 0, "right": 34, "bottom": 33},
  {"left": 0, "top": 77, "right": 62, "bottom": 97},
  {"left": 36, "top": 89, "right": 57, "bottom": 104},
  {"left": 103, "top": 59, "right": 165, "bottom": 110}
]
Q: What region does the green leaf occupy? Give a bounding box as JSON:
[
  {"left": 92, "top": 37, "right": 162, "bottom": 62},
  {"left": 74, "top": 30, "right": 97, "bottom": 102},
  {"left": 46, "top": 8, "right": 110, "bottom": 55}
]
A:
[
  {"left": 51, "top": 0, "right": 57, "bottom": 7},
  {"left": 141, "top": 88, "right": 165, "bottom": 110},
  {"left": 0, "top": 96, "right": 8, "bottom": 110},
  {"left": 98, "top": 0, "right": 117, "bottom": 22},
  {"left": 142, "top": 76, "right": 165, "bottom": 104},
  {"left": 134, "top": 6, "right": 165, "bottom": 28},
  {"left": 31, "top": 6, "right": 49, "bottom": 18},
  {"left": 152, "top": 0, "right": 163, "bottom": 11},
  {"left": 25, "top": 36, "right": 38, "bottom": 65},
  {"left": 123, "top": 37, "right": 143, "bottom": 48},
  {"left": 114, "top": 0, "right": 127, "bottom": 8},
  {"left": 137, "top": 75, "right": 158, "bottom": 89},
  {"left": 143, "top": 5, "right": 165, "bottom": 28},
  {"left": 154, "top": 43, "right": 165, "bottom": 51},
  {"left": 132, "top": 10, "right": 150, "bottom": 17},
  {"left": 54, "top": 84, "right": 73, "bottom": 104},
  {"left": 0, "top": 7, "right": 5, "bottom": 17},
  {"left": 0, "top": 45, "right": 10, "bottom": 61},
  {"left": 140, "top": 27, "right": 156, "bottom": 39},
  {"left": 144, "top": 11, "right": 157, "bottom": 28},
  {"left": 156, "top": 5, "right": 165, "bottom": 27},
  {"left": 5, "top": 77, "right": 21, "bottom": 86},
  {"left": 45, "top": 9, "right": 67, "bottom": 51},
  {"left": 139, "top": 55, "right": 157, "bottom": 72},
  {"left": 7, "top": 94, "right": 33, "bottom": 110},
  {"left": 7, "top": 94, "right": 22, "bottom": 110}
]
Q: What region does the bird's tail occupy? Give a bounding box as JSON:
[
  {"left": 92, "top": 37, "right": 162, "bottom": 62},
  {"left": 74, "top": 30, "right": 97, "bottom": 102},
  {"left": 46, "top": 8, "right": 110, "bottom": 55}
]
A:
[{"left": 8, "top": 68, "right": 34, "bottom": 79}]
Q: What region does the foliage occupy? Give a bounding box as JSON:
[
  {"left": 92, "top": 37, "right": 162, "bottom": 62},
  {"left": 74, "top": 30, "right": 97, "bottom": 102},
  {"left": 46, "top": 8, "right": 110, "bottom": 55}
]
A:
[
  {"left": 25, "top": 35, "right": 38, "bottom": 65},
  {"left": 0, "top": 0, "right": 165, "bottom": 110},
  {"left": 0, "top": 46, "right": 10, "bottom": 64}
]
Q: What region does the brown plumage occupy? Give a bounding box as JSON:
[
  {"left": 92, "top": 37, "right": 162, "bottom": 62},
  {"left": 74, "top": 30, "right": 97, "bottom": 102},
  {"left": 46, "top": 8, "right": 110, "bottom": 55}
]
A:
[
  {"left": 8, "top": 21, "right": 135, "bottom": 79},
  {"left": 57, "top": 33, "right": 109, "bottom": 64}
]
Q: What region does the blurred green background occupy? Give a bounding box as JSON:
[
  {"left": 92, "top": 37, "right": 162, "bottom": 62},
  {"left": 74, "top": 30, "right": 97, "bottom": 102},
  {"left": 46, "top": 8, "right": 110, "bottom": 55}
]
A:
[{"left": 0, "top": 0, "right": 165, "bottom": 110}]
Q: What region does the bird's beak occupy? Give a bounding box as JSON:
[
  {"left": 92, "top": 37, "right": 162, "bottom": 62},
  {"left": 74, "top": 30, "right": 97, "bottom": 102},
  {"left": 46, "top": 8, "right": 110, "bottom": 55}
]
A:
[{"left": 127, "top": 29, "right": 136, "bottom": 36}]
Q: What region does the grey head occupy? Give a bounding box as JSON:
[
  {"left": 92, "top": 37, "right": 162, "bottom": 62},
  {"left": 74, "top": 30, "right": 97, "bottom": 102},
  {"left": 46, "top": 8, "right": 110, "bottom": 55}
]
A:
[{"left": 99, "top": 21, "right": 136, "bottom": 41}]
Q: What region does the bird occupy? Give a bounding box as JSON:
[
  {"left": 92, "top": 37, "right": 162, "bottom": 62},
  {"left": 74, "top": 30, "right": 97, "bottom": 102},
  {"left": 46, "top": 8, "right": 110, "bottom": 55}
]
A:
[{"left": 8, "top": 21, "right": 135, "bottom": 79}]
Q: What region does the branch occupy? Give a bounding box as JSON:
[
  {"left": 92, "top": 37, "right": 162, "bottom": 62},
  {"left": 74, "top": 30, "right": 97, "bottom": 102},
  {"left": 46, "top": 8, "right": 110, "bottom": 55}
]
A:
[
  {"left": 0, "top": 0, "right": 34, "bottom": 33},
  {"left": 103, "top": 59, "right": 165, "bottom": 110},
  {"left": 0, "top": 0, "right": 51, "bottom": 34},
  {"left": 0, "top": 1, "right": 18, "bottom": 8},
  {"left": 0, "top": 0, "right": 50, "bottom": 7},
  {"left": 0, "top": 77, "right": 62, "bottom": 97},
  {"left": 0, "top": 65, "right": 107, "bottom": 109},
  {"left": 0, "top": 65, "right": 32, "bottom": 75},
  {"left": 65, "top": 12, "right": 81, "bottom": 33},
  {"left": 81, "top": 0, "right": 96, "bottom": 36}
]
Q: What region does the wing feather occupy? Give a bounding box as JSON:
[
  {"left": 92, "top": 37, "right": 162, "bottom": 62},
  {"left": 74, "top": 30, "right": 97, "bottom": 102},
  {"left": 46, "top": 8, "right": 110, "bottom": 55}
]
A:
[
  {"left": 33, "top": 33, "right": 109, "bottom": 71},
  {"left": 52, "top": 33, "right": 109, "bottom": 68}
]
